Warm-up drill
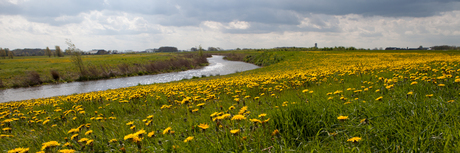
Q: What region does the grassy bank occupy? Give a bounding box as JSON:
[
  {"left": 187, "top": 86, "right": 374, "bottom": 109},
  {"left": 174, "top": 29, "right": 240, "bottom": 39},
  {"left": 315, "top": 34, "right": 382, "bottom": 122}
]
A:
[
  {"left": 1, "top": 50, "right": 460, "bottom": 152},
  {"left": 0, "top": 52, "right": 209, "bottom": 89}
]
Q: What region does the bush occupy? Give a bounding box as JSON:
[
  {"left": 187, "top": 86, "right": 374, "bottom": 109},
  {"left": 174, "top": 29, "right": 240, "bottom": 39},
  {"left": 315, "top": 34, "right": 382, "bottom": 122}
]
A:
[
  {"left": 50, "top": 70, "right": 60, "bottom": 81},
  {"left": 26, "top": 71, "right": 42, "bottom": 86}
]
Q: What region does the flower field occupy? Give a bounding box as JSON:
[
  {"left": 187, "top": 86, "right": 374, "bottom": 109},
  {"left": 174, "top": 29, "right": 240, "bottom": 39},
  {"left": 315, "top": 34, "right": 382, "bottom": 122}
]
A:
[{"left": 2, "top": 50, "right": 460, "bottom": 152}]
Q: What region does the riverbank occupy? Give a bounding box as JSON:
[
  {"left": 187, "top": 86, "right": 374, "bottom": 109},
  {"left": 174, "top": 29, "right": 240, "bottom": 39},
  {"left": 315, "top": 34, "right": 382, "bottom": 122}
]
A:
[
  {"left": 0, "top": 52, "right": 209, "bottom": 89},
  {"left": 0, "top": 55, "right": 259, "bottom": 103},
  {"left": 2, "top": 50, "right": 460, "bottom": 152}
]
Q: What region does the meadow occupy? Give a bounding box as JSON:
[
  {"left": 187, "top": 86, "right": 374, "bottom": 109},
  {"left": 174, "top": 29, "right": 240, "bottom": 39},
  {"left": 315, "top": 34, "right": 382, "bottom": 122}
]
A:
[
  {"left": 0, "top": 53, "right": 208, "bottom": 89},
  {"left": 1, "top": 50, "right": 460, "bottom": 152}
]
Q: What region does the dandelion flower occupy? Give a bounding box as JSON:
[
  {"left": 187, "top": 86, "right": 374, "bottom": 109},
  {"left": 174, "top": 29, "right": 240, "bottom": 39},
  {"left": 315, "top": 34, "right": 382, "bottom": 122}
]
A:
[
  {"left": 148, "top": 131, "right": 155, "bottom": 137},
  {"left": 231, "top": 115, "right": 246, "bottom": 121},
  {"left": 184, "top": 136, "right": 194, "bottom": 143},
  {"left": 347, "top": 137, "right": 362, "bottom": 142},
  {"left": 109, "top": 139, "right": 118, "bottom": 143},
  {"left": 258, "top": 113, "right": 267, "bottom": 118},
  {"left": 337, "top": 116, "right": 348, "bottom": 121},
  {"left": 58, "top": 149, "right": 76, "bottom": 153},
  {"left": 85, "top": 130, "right": 93, "bottom": 135},
  {"left": 7, "top": 147, "right": 29, "bottom": 153},
  {"left": 271, "top": 129, "right": 280, "bottom": 136},
  {"left": 230, "top": 129, "right": 240, "bottom": 135},
  {"left": 250, "top": 119, "right": 262, "bottom": 124},
  {"left": 163, "top": 127, "right": 172, "bottom": 135},
  {"left": 197, "top": 123, "right": 209, "bottom": 130},
  {"left": 41, "top": 141, "right": 60, "bottom": 151}
]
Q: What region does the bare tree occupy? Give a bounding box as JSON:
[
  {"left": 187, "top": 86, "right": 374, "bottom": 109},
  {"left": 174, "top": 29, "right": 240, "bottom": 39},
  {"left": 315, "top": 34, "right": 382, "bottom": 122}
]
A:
[{"left": 66, "top": 39, "right": 85, "bottom": 76}]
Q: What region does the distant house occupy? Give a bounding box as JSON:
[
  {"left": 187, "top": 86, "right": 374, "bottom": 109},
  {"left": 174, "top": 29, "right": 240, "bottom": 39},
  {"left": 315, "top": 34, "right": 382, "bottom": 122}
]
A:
[
  {"left": 88, "top": 49, "right": 107, "bottom": 55},
  {"left": 88, "top": 50, "right": 98, "bottom": 54}
]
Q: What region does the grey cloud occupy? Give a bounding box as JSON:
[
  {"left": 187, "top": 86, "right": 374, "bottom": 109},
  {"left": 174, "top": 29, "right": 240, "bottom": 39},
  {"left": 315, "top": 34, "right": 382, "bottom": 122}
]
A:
[{"left": 2, "top": 0, "right": 460, "bottom": 34}]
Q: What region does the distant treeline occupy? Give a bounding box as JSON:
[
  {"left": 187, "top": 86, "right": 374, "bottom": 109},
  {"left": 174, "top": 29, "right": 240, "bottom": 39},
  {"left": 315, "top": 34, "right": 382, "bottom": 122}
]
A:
[{"left": 431, "top": 45, "right": 459, "bottom": 50}]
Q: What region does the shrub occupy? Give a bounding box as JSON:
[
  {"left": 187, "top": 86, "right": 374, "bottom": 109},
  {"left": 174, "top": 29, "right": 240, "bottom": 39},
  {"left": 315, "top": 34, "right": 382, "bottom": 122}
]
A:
[
  {"left": 26, "top": 71, "right": 42, "bottom": 86},
  {"left": 50, "top": 70, "right": 60, "bottom": 81}
]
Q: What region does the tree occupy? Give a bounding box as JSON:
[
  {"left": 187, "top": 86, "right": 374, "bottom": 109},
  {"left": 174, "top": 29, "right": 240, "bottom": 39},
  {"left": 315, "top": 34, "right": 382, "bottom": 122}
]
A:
[
  {"left": 6, "top": 48, "right": 13, "bottom": 59},
  {"left": 55, "top": 46, "right": 63, "bottom": 57},
  {"left": 66, "top": 39, "right": 85, "bottom": 76},
  {"left": 0, "top": 48, "right": 5, "bottom": 59},
  {"left": 198, "top": 45, "right": 203, "bottom": 57},
  {"left": 45, "top": 47, "right": 52, "bottom": 57}
]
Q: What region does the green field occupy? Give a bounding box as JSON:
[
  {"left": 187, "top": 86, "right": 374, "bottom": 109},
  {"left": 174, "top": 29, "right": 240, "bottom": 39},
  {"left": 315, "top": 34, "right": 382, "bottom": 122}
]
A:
[{"left": 2, "top": 50, "right": 460, "bottom": 152}]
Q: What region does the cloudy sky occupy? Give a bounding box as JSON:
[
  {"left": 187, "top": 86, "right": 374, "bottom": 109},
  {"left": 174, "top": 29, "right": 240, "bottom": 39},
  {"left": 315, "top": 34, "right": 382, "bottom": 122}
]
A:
[{"left": 1, "top": 0, "right": 459, "bottom": 51}]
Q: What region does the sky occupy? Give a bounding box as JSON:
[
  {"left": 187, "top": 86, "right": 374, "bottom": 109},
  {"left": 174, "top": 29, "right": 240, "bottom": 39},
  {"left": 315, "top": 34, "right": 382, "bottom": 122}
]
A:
[{"left": 0, "top": 0, "right": 460, "bottom": 51}]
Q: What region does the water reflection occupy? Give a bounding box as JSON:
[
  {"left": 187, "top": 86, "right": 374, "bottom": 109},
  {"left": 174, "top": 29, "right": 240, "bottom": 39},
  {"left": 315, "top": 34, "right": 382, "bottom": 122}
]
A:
[{"left": 0, "top": 55, "right": 259, "bottom": 103}]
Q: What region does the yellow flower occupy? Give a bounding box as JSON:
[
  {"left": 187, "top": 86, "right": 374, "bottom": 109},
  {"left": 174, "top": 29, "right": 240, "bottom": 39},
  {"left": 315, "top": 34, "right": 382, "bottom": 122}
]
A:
[
  {"left": 163, "top": 127, "right": 172, "bottom": 135},
  {"left": 360, "top": 118, "right": 368, "bottom": 124},
  {"left": 85, "top": 130, "right": 93, "bottom": 135},
  {"left": 337, "top": 116, "right": 348, "bottom": 121},
  {"left": 230, "top": 129, "right": 240, "bottom": 135},
  {"left": 78, "top": 138, "right": 89, "bottom": 143},
  {"left": 448, "top": 100, "right": 454, "bottom": 103},
  {"left": 271, "top": 129, "right": 280, "bottom": 136},
  {"left": 70, "top": 134, "right": 78, "bottom": 140},
  {"left": 109, "top": 139, "right": 118, "bottom": 143},
  {"left": 229, "top": 106, "right": 235, "bottom": 110},
  {"left": 426, "top": 94, "right": 434, "bottom": 97},
  {"left": 347, "top": 137, "right": 362, "bottom": 142},
  {"left": 132, "top": 136, "right": 142, "bottom": 143},
  {"left": 184, "top": 136, "right": 194, "bottom": 142},
  {"left": 407, "top": 91, "right": 413, "bottom": 95},
  {"left": 134, "top": 129, "right": 146, "bottom": 137},
  {"left": 375, "top": 96, "right": 383, "bottom": 101},
  {"left": 41, "top": 141, "right": 60, "bottom": 150},
  {"left": 258, "top": 113, "right": 267, "bottom": 118},
  {"left": 58, "top": 149, "right": 76, "bottom": 153},
  {"left": 86, "top": 139, "right": 94, "bottom": 145},
  {"left": 231, "top": 115, "right": 246, "bottom": 121},
  {"left": 148, "top": 131, "right": 155, "bottom": 137},
  {"left": 126, "top": 121, "right": 134, "bottom": 126},
  {"left": 250, "top": 119, "right": 262, "bottom": 124},
  {"left": 197, "top": 123, "right": 209, "bottom": 130},
  {"left": 67, "top": 128, "right": 79, "bottom": 134},
  {"left": 438, "top": 84, "right": 445, "bottom": 87},
  {"left": 7, "top": 147, "right": 29, "bottom": 153},
  {"left": 124, "top": 134, "right": 135, "bottom": 140}
]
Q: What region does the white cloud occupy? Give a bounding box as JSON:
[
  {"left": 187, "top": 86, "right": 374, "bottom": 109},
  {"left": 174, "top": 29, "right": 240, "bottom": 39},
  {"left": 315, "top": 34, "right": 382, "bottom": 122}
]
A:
[{"left": 228, "top": 21, "right": 250, "bottom": 29}]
